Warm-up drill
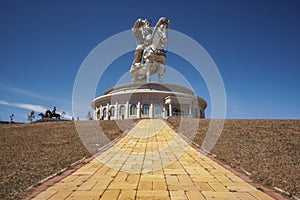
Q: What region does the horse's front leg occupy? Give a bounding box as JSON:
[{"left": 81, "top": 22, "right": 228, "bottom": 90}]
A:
[
  {"left": 146, "top": 60, "right": 151, "bottom": 82},
  {"left": 130, "top": 65, "right": 137, "bottom": 82},
  {"left": 158, "top": 74, "right": 163, "bottom": 82},
  {"left": 158, "top": 63, "right": 165, "bottom": 82}
]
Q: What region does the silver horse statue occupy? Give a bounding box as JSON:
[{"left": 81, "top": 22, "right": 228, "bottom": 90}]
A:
[{"left": 130, "top": 17, "right": 170, "bottom": 83}]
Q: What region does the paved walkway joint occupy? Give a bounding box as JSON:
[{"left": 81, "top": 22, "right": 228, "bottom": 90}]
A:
[{"left": 32, "top": 119, "right": 275, "bottom": 200}]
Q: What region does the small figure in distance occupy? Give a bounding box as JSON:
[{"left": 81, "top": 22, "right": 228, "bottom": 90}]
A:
[{"left": 52, "top": 106, "right": 56, "bottom": 114}]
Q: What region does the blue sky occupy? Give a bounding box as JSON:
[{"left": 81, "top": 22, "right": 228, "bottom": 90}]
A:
[{"left": 0, "top": 0, "right": 299, "bottom": 122}]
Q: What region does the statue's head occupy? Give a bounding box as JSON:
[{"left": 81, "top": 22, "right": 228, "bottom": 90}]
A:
[
  {"left": 160, "top": 17, "right": 170, "bottom": 27},
  {"left": 143, "top": 19, "right": 152, "bottom": 27}
]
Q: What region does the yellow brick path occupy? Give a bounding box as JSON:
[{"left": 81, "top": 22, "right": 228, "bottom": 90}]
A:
[{"left": 32, "top": 119, "right": 275, "bottom": 200}]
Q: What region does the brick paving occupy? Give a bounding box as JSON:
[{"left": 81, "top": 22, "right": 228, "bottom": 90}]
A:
[{"left": 31, "top": 119, "right": 275, "bottom": 200}]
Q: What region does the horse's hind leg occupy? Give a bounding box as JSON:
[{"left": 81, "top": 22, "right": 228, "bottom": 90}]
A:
[
  {"left": 146, "top": 60, "right": 151, "bottom": 83},
  {"left": 158, "top": 64, "right": 164, "bottom": 82},
  {"left": 147, "top": 71, "right": 151, "bottom": 82},
  {"left": 158, "top": 74, "right": 163, "bottom": 82}
]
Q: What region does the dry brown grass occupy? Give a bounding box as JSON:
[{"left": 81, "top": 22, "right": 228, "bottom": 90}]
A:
[
  {"left": 1, "top": 118, "right": 299, "bottom": 199},
  {"left": 0, "top": 120, "right": 136, "bottom": 200},
  {"left": 167, "top": 117, "right": 300, "bottom": 199}
]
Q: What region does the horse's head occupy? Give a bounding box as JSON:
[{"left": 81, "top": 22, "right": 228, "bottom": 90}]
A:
[
  {"left": 151, "top": 28, "right": 168, "bottom": 50},
  {"left": 151, "top": 17, "right": 169, "bottom": 49},
  {"left": 158, "top": 17, "right": 170, "bottom": 28}
]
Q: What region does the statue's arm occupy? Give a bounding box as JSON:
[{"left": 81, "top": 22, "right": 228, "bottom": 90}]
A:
[
  {"left": 132, "top": 18, "right": 143, "bottom": 36},
  {"left": 133, "top": 18, "right": 143, "bottom": 29}
]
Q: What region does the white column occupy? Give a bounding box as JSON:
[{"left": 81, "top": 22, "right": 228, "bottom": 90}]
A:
[
  {"left": 137, "top": 101, "right": 141, "bottom": 118},
  {"left": 169, "top": 103, "right": 172, "bottom": 117},
  {"left": 106, "top": 103, "right": 109, "bottom": 120},
  {"left": 115, "top": 102, "right": 119, "bottom": 119},
  {"left": 100, "top": 105, "right": 103, "bottom": 120},
  {"left": 93, "top": 107, "right": 97, "bottom": 120},
  {"left": 150, "top": 103, "right": 154, "bottom": 118},
  {"left": 191, "top": 102, "right": 195, "bottom": 118},
  {"left": 126, "top": 101, "right": 129, "bottom": 119}
]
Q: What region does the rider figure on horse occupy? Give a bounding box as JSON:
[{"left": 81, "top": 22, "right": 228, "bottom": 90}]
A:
[
  {"left": 131, "top": 17, "right": 170, "bottom": 83},
  {"left": 52, "top": 106, "right": 56, "bottom": 115},
  {"left": 132, "top": 18, "right": 152, "bottom": 67}
]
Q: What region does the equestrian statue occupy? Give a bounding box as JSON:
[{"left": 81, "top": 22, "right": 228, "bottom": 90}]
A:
[
  {"left": 38, "top": 106, "right": 61, "bottom": 120},
  {"left": 130, "top": 17, "right": 170, "bottom": 83}
]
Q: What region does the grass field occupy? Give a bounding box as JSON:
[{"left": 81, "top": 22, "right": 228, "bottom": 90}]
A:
[
  {"left": 0, "top": 118, "right": 299, "bottom": 199},
  {"left": 167, "top": 118, "right": 300, "bottom": 199},
  {"left": 0, "top": 120, "right": 136, "bottom": 200}
]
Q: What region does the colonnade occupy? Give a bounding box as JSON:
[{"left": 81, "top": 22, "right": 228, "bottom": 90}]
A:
[
  {"left": 94, "top": 101, "right": 168, "bottom": 120},
  {"left": 94, "top": 101, "right": 203, "bottom": 120}
]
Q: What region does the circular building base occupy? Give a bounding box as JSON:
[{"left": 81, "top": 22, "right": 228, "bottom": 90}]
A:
[{"left": 91, "top": 82, "right": 207, "bottom": 120}]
